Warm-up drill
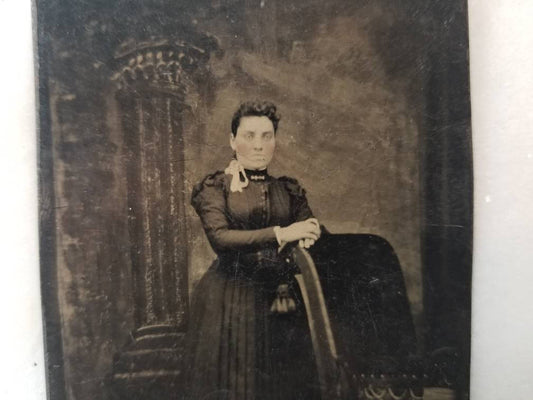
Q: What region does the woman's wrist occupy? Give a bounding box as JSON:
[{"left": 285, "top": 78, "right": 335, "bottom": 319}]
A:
[{"left": 273, "top": 226, "right": 284, "bottom": 245}]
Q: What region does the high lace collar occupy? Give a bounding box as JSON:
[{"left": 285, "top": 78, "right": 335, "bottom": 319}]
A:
[{"left": 244, "top": 168, "right": 269, "bottom": 181}]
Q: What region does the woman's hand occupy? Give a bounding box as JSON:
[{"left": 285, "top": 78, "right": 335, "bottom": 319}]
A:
[
  {"left": 278, "top": 218, "right": 321, "bottom": 248},
  {"left": 298, "top": 238, "right": 315, "bottom": 249}
]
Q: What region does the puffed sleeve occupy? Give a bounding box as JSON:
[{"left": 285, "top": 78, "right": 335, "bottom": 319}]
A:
[
  {"left": 278, "top": 176, "right": 314, "bottom": 222},
  {"left": 191, "top": 172, "right": 278, "bottom": 252}
]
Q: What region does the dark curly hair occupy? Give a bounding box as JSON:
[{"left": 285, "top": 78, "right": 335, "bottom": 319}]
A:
[{"left": 231, "top": 101, "right": 281, "bottom": 136}]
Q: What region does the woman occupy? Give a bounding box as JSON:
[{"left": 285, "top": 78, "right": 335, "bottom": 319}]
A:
[{"left": 186, "top": 101, "right": 322, "bottom": 400}]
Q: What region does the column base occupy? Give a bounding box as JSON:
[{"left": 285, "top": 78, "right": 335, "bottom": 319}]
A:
[{"left": 107, "top": 325, "right": 186, "bottom": 400}]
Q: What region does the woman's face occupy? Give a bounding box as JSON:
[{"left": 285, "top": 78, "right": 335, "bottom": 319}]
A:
[{"left": 230, "top": 116, "right": 276, "bottom": 170}]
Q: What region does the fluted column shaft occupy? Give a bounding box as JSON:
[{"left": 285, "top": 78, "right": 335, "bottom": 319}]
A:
[{"left": 119, "top": 92, "right": 187, "bottom": 332}]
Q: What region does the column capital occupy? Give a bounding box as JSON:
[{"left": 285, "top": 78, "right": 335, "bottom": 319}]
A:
[{"left": 111, "top": 37, "right": 219, "bottom": 94}]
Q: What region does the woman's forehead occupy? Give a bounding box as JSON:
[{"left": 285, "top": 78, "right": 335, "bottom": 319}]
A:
[{"left": 237, "top": 116, "right": 274, "bottom": 132}]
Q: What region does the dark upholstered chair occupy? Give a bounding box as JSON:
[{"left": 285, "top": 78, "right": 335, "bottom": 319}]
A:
[{"left": 306, "top": 233, "right": 423, "bottom": 399}]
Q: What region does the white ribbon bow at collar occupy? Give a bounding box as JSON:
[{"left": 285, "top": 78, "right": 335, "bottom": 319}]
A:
[{"left": 224, "top": 159, "right": 249, "bottom": 193}]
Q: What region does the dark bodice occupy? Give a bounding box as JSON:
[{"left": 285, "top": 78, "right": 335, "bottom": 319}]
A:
[
  {"left": 191, "top": 170, "right": 313, "bottom": 277},
  {"left": 226, "top": 176, "right": 292, "bottom": 230}
]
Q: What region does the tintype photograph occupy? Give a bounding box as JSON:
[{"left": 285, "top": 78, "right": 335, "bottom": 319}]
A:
[{"left": 36, "top": 1, "right": 472, "bottom": 399}]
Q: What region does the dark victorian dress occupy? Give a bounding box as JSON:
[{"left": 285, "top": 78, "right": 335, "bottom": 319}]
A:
[{"left": 185, "top": 169, "right": 320, "bottom": 400}]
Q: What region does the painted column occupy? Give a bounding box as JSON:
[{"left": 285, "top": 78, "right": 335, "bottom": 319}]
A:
[{"left": 109, "top": 39, "right": 215, "bottom": 399}]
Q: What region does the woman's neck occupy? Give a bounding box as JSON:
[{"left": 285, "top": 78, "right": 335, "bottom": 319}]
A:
[{"left": 244, "top": 168, "right": 268, "bottom": 180}]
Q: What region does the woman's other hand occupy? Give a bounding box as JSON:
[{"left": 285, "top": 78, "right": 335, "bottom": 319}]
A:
[
  {"left": 278, "top": 218, "right": 321, "bottom": 247},
  {"left": 298, "top": 238, "right": 315, "bottom": 249}
]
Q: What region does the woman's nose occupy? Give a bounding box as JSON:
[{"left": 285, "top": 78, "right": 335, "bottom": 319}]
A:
[{"left": 253, "top": 139, "right": 263, "bottom": 150}]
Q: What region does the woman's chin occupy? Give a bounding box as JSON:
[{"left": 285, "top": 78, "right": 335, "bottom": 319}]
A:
[{"left": 241, "top": 161, "right": 268, "bottom": 170}]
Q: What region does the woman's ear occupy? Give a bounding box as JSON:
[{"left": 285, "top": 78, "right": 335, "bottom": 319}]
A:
[{"left": 229, "top": 133, "right": 236, "bottom": 151}]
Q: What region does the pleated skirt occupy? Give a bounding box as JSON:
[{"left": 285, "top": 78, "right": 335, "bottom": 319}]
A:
[{"left": 184, "top": 261, "right": 320, "bottom": 400}]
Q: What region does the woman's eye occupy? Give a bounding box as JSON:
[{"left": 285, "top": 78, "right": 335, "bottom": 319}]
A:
[
  {"left": 264, "top": 133, "right": 273, "bottom": 140},
  {"left": 245, "top": 134, "right": 254, "bottom": 140}
]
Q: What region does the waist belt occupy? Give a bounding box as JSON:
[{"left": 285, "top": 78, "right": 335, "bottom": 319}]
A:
[{"left": 216, "top": 247, "right": 294, "bottom": 281}]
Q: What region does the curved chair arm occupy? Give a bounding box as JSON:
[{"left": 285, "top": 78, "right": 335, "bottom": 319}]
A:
[{"left": 281, "top": 243, "right": 352, "bottom": 399}]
